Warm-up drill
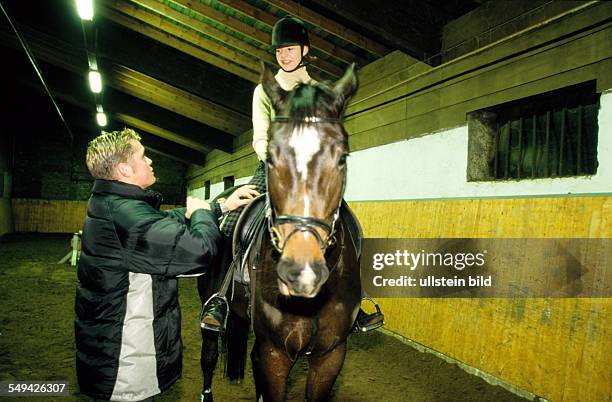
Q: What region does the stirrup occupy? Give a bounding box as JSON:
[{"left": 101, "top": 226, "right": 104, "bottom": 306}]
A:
[
  {"left": 200, "top": 293, "right": 229, "bottom": 333},
  {"left": 353, "top": 297, "right": 385, "bottom": 333}
]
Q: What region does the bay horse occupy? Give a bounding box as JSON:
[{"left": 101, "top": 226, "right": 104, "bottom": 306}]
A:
[{"left": 197, "top": 63, "right": 362, "bottom": 402}]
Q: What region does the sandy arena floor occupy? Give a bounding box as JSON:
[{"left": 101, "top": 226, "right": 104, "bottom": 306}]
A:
[{"left": 0, "top": 234, "right": 529, "bottom": 401}]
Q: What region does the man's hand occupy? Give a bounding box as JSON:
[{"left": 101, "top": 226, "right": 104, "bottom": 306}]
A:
[
  {"left": 225, "top": 185, "right": 260, "bottom": 211},
  {"left": 186, "top": 196, "right": 210, "bottom": 219}
]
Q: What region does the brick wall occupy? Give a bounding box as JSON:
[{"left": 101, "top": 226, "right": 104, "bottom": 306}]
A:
[{"left": 11, "top": 128, "right": 187, "bottom": 205}]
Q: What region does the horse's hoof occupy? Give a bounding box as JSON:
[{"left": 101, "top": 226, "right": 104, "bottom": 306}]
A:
[{"left": 200, "top": 392, "right": 213, "bottom": 402}]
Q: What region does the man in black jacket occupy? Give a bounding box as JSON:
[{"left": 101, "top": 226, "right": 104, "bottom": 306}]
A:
[{"left": 75, "top": 128, "right": 258, "bottom": 401}]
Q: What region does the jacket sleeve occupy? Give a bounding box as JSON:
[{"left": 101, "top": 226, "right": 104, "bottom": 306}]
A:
[
  {"left": 164, "top": 204, "right": 222, "bottom": 223},
  {"left": 112, "top": 199, "right": 222, "bottom": 277},
  {"left": 252, "top": 83, "right": 272, "bottom": 162},
  {"left": 162, "top": 207, "right": 187, "bottom": 222}
]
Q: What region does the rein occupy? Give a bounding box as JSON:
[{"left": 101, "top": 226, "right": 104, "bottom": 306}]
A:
[{"left": 265, "top": 115, "right": 346, "bottom": 254}]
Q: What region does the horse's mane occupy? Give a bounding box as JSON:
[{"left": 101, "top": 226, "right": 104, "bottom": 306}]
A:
[{"left": 284, "top": 82, "right": 336, "bottom": 122}]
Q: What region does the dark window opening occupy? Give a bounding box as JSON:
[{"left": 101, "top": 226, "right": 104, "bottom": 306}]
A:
[
  {"left": 468, "top": 81, "right": 600, "bottom": 181},
  {"left": 204, "top": 180, "right": 210, "bottom": 200},
  {"left": 223, "top": 176, "right": 234, "bottom": 190}
]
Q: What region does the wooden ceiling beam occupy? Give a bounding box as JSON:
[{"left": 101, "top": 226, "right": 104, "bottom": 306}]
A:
[
  {"left": 1, "top": 24, "right": 247, "bottom": 141},
  {"left": 122, "top": 0, "right": 342, "bottom": 77},
  {"left": 54, "top": 101, "right": 206, "bottom": 165},
  {"left": 144, "top": 144, "right": 202, "bottom": 165},
  {"left": 111, "top": 112, "right": 208, "bottom": 153},
  {"left": 11, "top": 69, "right": 209, "bottom": 159},
  {"left": 99, "top": 6, "right": 259, "bottom": 82},
  {"left": 101, "top": 0, "right": 262, "bottom": 76},
  {"left": 184, "top": 0, "right": 366, "bottom": 67},
  {"left": 172, "top": 0, "right": 270, "bottom": 45},
  {"left": 306, "top": 0, "right": 434, "bottom": 60},
  {"left": 123, "top": 0, "right": 274, "bottom": 64},
  {"left": 102, "top": 87, "right": 234, "bottom": 152},
  {"left": 261, "top": 0, "right": 389, "bottom": 57},
  {"left": 1, "top": 35, "right": 233, "bottom": 153},
  {"left": 0, "top": 27, "right": 83, "bottom": 74},
  {"left": 107, "top": 64, "right": 251, "bottom": 134}
]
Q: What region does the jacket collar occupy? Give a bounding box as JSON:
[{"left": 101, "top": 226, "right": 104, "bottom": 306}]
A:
[{"left": 92, "top": 180, "right": 163, "bottom": 209}]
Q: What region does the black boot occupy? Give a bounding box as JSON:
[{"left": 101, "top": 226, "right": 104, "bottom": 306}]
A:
[
  {"left": 352, "top": 303, "right": 385, "bottom": 333},
  {"left": 200, "top": 295, "right": 228, "bottom": 332}
]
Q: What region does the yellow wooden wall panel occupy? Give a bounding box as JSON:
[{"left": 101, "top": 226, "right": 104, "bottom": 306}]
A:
[
  {"left": 11, "top": 199, "right": 182, "bottom": 233},
  {"left": 349, "top": 196, "right": 611, "bottom": 402}
]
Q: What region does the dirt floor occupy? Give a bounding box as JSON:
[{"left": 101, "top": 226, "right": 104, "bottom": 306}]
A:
[{"left": 0, "top": 234, "right": 530, "bottom": 401}]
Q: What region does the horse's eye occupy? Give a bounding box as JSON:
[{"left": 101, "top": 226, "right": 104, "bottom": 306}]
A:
[{"left": 338, "top": 154, "right": 348, "bottom": 167}]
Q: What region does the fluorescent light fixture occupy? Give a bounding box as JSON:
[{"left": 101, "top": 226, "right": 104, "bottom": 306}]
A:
[
  {"left": 88, "top": 70, "right": 102, "bottom": 93},
  {"left": 87, "top": 54, "right": 98, "bottom": 71},
  {"left": 76, "top": 0, "right": 94, "bottom": 21},
  {"left": 96, "top": 112, "right": 107, "bottom": 127}
]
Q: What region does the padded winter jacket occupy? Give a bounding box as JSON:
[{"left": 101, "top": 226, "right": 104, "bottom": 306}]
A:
[{"left": 75, "top": 180, "right": 222, "bottom": 401}]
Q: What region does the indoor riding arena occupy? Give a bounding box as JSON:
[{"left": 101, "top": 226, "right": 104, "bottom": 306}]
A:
[{"left": 1, "top": 1, "right": 610, "bottom": 401}]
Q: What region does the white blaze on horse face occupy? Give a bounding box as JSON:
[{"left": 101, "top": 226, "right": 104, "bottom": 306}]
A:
[
  {"left": 288, "top": 126, "right": 321, "bottom": 181},
  {"left": 289, "top": 126, "right": 320, "bottom": 218},
  {"left": 303, "top": 195, "right": 310, "bottom": 218}
]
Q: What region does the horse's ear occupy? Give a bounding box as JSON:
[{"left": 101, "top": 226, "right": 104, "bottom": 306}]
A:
[
  {"left": 332, "top": 63, "right": 358, "bottom": 112},
  {"left": 260, "top": 61, "right": 286, "bottom": 111}
]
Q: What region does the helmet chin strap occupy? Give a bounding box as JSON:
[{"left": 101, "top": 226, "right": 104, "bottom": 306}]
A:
[{"left": 279, "top": 44, "right": 308, "bottom": 73}]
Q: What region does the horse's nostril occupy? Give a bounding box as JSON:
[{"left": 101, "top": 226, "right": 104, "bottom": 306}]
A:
[
  {"left": 286, "top": 270, "right": 300, "bottom": 283},
  {"left": 276, "top": 259, "right": 301, "bottom": 284},
  {"left": 276, "top": 258, "right": 329, "bottom": 297}
]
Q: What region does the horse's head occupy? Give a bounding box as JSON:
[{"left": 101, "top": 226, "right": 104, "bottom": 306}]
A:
[{"left": 262, "top": 63, "right": 358, "bottom": 298}]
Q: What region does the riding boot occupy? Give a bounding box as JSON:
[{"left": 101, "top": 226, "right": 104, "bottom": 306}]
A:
[
  {"left": 352, "top": 298, "right": 385, "bottom": 333},
  {"left": 200, "top": 295, "right": 228, "bottom": 332},
  {"left": 200, "top": 258, "right": 235, "bottom": 332}
]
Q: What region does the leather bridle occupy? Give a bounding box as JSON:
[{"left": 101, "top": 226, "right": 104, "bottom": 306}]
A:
[{"left": 266, "top": 115, "right": 346, "bottom": 253}]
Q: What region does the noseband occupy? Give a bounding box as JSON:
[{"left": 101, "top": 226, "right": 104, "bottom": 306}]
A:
[{"left": 266, "top": 115, "right": 346, "bottom": 253}]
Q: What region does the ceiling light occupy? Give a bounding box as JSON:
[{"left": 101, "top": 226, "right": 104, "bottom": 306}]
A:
[
  {"left": 88, "top": 70, "right": 102, "bottom": 93},
  {"left": 96, "top": 112, "right": 107, "bottom": 127},
  {"left": 76, "top": 0, "right": 94, "bottom": 21}
]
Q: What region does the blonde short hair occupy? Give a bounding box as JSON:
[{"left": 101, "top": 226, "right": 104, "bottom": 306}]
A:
[{"left": 86, "top": 128, "right": 141, "bottom": 180}]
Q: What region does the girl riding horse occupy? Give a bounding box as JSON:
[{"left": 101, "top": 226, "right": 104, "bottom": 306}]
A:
[{"left": 200, "top": 16, "right": 383, "bottom": 335}]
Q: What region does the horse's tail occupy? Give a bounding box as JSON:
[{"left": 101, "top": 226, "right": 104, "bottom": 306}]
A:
[{"left": 222, "top": 311, "right": 249, "bottom": 381}]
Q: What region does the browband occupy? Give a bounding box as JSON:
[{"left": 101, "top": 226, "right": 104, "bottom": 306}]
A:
[{"left": 273, "top": 116, "right": 343, "bottom": 124}]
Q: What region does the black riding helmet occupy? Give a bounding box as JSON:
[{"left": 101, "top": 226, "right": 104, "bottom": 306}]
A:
[{"left": 271, "top": 16, "right": 309, "bottom": 72}]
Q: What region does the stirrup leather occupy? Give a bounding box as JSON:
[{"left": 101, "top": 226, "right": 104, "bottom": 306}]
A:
[
  {"left": 354, "top": 297, "right": 385, "bottom": 333},
  {"left": 200, "top": 293, "right": 229, "bottom": 332}
]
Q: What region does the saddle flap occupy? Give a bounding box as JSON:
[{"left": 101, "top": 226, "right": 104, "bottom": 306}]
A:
[
  {"left": 231, "top": 194, "right": 267, "bottom": 258},
  {"left": 340, "top": 201, "right": 363, "bottom": 260}
]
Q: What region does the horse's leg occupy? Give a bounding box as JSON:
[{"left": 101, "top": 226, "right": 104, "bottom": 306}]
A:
[
  {"left": 198, "top": 234, "right": 234, "bottom": 400},
  {"left": 305, "top": 341, "right": 347, "bottom": 402},
  {"left": 251, "top": 339, "right": 294, "bottom": 402},
  {"left": 198, "top": 273, "right": 219, "bottom": 402},
  {"left": 200, "top": 329, "right": 219, "bottom": 401}
]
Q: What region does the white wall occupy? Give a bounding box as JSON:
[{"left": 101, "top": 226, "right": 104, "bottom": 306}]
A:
[
  {"left": 188, "top": 175, "right": 253, "bottom": 202},
  {"left": 344, "top": 90, "right": 612, "bottom": 201}
]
